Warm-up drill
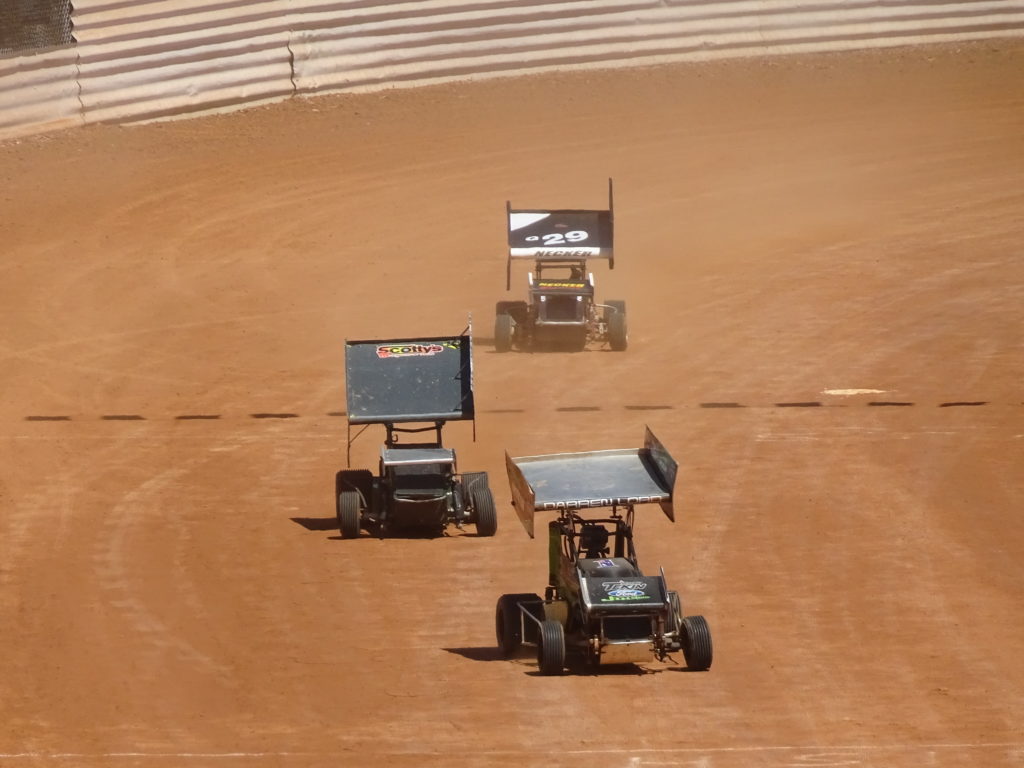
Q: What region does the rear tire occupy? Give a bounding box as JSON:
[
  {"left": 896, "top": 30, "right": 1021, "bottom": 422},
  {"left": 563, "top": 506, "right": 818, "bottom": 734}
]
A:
[
  {"left": 495, "top": 593, "right": 541, "bottom": 656},
  {"left": 682, "top": 615, "right": 713, "bottom": 671},
  {"left": 607, "top": 300, "right": 627, "bottom": 351},
  {"left": 337, "top": 490, "right": 361, "bottom": 539},
  {"left": 537, "top": 620, "right": 566, "bottom": 675},
  {"left": 461, "top": 471, "right": 488, "bottom": 506},
  {"left": 471, "top": 484, "right": 497, "bottom": 537},
  {"left": 571, "top": 327, "right": 588, "bottom": 352},
  {"left": 495, "top": 313, "right": 514, "bottom": 352}
]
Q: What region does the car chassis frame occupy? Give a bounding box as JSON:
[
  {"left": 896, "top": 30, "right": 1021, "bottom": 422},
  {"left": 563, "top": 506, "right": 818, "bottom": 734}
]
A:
[
  {"left": 335, "top": 329, "right": 497, "bottom": 538},
  {"left": 495, "top": 179, "right": 627, "bottom": 352},
  {"left": 495, "top": 428, "right": 713, "bottom": 674}
]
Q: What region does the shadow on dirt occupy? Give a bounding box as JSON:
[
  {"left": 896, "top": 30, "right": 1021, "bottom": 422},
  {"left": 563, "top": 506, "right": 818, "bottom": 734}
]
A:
[
  {"left": 523, "top": 662, "right": 662, "bottom": 677},
  {"left": 485, "top": 333, "right": 610, "bottom": 354},
  {"left": 448, "top": 648, "right": 670, "bottom": 676},
  {"left": 443, "top": 647, "right": 505, "bottom": 662},
  {"left": 291, "top": 516, "right": 484, "bottom": 540},
  {"left": 291, "top": 517, "right": 338, "bottom": 532},
  {"left": 366, "top": 527, "right": 485, "bottom": 540},
  {"left": 488, "top": 345, "right": 614, "bottom": 355}
]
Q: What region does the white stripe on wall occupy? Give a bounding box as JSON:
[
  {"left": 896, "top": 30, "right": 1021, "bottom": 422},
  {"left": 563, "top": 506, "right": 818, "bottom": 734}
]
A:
[{"left": 1, "top": 0, "right": 1022, "bottom": 139}]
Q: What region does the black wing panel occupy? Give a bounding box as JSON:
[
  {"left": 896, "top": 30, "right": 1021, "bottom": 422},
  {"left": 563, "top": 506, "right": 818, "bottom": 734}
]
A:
[
  {"left": 507, "top": 209, "right": 613, "bottom": 260},
  {"left": 344, "top": 335, "right": 474, "bottom": 424}
]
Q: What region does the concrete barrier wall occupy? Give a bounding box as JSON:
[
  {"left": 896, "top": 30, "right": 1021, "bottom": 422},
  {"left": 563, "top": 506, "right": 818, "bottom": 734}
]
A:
[
  {"left": 72, "top": 0, "right": 295, "bottom": 124},
  {"left": 288, "top": 1, "right": 1024, "bottom": 92},
  {"left": 0, "top": 46, "right": 80, "bottom": 137},
  {"left": 2, "top": 1, "right": 1024, "bottom": 140}
]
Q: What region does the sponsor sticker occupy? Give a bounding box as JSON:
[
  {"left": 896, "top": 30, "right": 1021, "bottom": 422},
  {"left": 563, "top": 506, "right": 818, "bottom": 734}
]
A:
[
  {"left": 536, "top": 248, "right": 596, "bottom": 258},
  {"left": 596, "top": 559, "right": 616, "bottom": 568},
  {"left": 509, "top": 247, "right": 602, "bottom": 258},
  {"left": 375, "top": 340, "right": 460, "bottom": 359},
  {"left": 540, "top": 495, "right": 660, "bottom": 510},
  {"left": 600, "top": 580, "right": 649, "bottom": 601}
]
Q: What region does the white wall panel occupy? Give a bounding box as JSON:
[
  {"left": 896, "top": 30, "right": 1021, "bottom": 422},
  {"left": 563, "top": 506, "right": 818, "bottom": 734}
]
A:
[
  {"left": 1, "top": 0, "right": 1023, "bottom": 140},
  {"left": 73, "top": 0, "right": 296, "bottom": 123},
  {"left": 288, "top": 1, "right": 654, "bottom": 91},
  {"left": 0, "top": 48, "right": 80, "bottom": 139},
  {"left": 288, "top": 1, "right": 1024, "bottom": 93}
]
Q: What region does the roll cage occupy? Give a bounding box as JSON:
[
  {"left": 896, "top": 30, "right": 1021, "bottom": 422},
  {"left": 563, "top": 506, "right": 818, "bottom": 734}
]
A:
[{"left": 557, "top": 507, "right": 639, "bottom": 565}]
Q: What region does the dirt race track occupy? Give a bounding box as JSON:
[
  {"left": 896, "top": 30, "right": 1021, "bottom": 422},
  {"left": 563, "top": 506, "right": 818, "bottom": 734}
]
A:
[{"left": 1, "top": 39, "right": 1023, "bottom": 768}]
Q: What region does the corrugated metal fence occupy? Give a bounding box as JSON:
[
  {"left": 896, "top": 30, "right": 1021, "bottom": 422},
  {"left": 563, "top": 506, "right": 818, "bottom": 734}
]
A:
[
  {"left": 73, "top": 0, "right": 294, "bottom": 124},
  {"left": 0, "top": 0, "right": 77, "bottom": 136},
  {"left": 287, "top": 0, "right": 1024, "bottom": 92},
  {"left": 2, "top": 0, "right": 1024, "bottom": 140}
]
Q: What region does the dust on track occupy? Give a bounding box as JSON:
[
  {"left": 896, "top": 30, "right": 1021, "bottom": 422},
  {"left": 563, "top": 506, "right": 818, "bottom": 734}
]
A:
[{"left": 1, "top": 40, "right": 1023, "bottom": 768}]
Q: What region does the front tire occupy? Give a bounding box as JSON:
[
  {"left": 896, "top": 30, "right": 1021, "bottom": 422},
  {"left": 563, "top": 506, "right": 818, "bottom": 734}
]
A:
[
  {"left": 607, "top": 300, "right": 627, "bottom": 351},
  {"left": 471, "top": 483, "right": 497, "bottom": 537},
  {"left": 537, "top": 620, "right": 566, "bottom": 675},
  {"left": 495, "top": 593, "right": 540, "bottom": 656},
  {"left": 337, "top": 490, "right": 361, "bottom": 539},
  {"left": 495, "top": 313, "right": 514, "bottom": 352},
  {"left": 682, "top": 615, "right": 713, "bottom": 671}
]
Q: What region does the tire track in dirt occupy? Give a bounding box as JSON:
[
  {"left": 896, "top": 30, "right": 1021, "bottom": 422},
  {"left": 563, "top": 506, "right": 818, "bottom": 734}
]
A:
[
  {"left": 93, "top": 463, "right": 230, "bottom": 677},
  {"left": 2, "top": 41, "right": 1023, "bottom": 767}
]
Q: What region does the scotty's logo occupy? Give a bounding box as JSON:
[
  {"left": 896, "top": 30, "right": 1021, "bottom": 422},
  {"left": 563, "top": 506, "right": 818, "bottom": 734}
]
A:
[{"left": 377, "top": 343, "right": 443, "bottom": 358}]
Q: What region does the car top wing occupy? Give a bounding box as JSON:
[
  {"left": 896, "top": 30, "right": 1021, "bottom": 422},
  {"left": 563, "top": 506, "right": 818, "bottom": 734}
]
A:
[
  {"left": 344, "top": 334, "right": 474, "bottom": 425},
  {"left": 505, "top": 426, "right": 677, "bottom": 537},
  {"left": 506, "top": 179, "right": 615, "bottom": 287}
]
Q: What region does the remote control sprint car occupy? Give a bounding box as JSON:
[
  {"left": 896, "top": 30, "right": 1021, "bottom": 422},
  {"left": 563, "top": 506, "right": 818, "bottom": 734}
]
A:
[
  {"left": 334, "top": 330, "right": 497, "bottom": 539},
  {"left": 495, "top": 179, "right": 627, "bottom": 352},
  {"left": 495, "top": 428, "right": 712, "bottom": 675}
]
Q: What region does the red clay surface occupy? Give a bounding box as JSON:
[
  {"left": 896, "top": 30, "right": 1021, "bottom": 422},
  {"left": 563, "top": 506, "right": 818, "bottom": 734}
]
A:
[{"left": 1, "top": 40, "right": 1023, "bottom": 768}]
